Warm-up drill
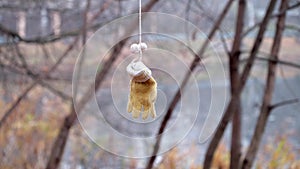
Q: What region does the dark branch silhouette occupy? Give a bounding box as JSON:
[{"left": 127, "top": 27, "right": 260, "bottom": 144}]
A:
[
  {"left": 242, "top": 0, "right": 288, "bottom": 168},
  {"left": 145, "top": 1, "right": 235, "bottom": 168},
  {"left": 204, "top": 0, "right": 278, "bottom": 168}
]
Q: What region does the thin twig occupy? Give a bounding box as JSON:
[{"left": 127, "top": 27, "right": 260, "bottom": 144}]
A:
[
  {"left": 285, "top": 24, "right": 300, "bottom": 32},
  {"left": 269, "top": 98, "right": 299, "bottom": 110},
  {"left": 14, "top": 44, "right": 29, "bottom": 69},
  {"left": 219, "top": 30, "right": 231, "bottom": 55},
  {"left": 240, "top": 55, "right": 300, "bottom": 69},
  {"left": 0, "top": 82, "right": 35, "bottom": 128},
  {"left": 0, "top": 62, "right": 71, "bottom": 100},
  {"left": 0, "top": 1, "right": 112, "bottom": 45},
  {"left": 242, "top": 2, "right": 300, "bottom": 37},
  {"left": 0, "top": 37, "right": 78, "bottom": 129}
]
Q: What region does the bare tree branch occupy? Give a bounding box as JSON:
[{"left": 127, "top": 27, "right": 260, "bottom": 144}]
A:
[
  {"left": 241, "top": 55, "right": 300, "bottom": 69},
  {"left": 270, "top": 98, "right": 299, "bottom": 110},
  {"left": 242, "top": 2, "right": 300, "bottom": 37},
  {"left": 0, "top": 37, "right": 78, "bottom": 129},
  {"left": 145, "top": 1, "right": 235, "bottom": 169},
  {"left": 204, "top": 0, "right": 278, "bottom": 168},
  {"left": 0, "top": 0, "right": 115, "bottom": 128},
  {"left": 0, "top": 23, "right": 78, "bottom": 44},
  {"left": 46, "top": 1, "right": 91, "bottom": 168},
  {"left": 229, "top": 0, "right": 246, "bottom": 168},
  {"left": 38, "top": 81, "right": 71, "bottom": 100},
  {"left": 14, "top": 44, "right": 29, "bottom": 69},
  {"left": 242, "top": 0, "right": 288, "bottom": 168},
  {"left": 219, "top": 30, "right": 231, "bottom": 55},
  {"left": 0, "top": 63, "right": 71, "bottom": 100},
  {"left": 0, "top": 1, "right": 113, "bottom": 45},
  {"left": 0, "top": 82, "right": 35, "bottom": 128},
  {"left": 14, "top": 43, "right": 72, "bottom": 99},
  {"left": 240, "top": 2, "right": 278, "bottom": 90},
  {"left": 285, "top": 24, "right": 300, "bottom": 32}
]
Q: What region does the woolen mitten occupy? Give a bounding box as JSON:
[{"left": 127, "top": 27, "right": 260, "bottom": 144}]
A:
[{"left": 127, "top": 75, "right": 157, "bottom": 120}]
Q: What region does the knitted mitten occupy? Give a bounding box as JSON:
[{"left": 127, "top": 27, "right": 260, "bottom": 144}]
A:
[{"left": 127, "top": 75, "right": 157, "bottom": 120}]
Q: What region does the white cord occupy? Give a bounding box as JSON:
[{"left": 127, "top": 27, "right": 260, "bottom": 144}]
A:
[
  {"left": 130, "top": 0, "right": 147, "bottom": 61},
  {"left": 139, "top": 0, "right": 142, "bottom": 60}
]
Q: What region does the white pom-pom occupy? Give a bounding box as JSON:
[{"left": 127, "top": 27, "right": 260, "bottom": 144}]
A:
[
  {"left": 130, "top": 42, "right": 148, "bottom": 53},
  {"left": 140, "top": 43, "right": 147, "bottom": 51},
  {"left": 130, "top": 43, "right": 140, "bottom": 53}
]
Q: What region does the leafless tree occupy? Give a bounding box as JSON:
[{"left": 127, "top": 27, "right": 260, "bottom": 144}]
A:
[
  {"left": 242, "top": 0, "right": 289, "bottom": 168},
  {"left": 0, "top": 0, "right": 299, "bottom": 168}
]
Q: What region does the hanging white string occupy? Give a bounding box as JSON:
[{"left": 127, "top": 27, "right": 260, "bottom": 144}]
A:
[
  {"left": 138, "top": 0, "right": 142, "bottom": 60},
  {"left": 127, "top": 0, "right": 151, "bottom": 81},
  {"left": 139, "top": 0, "right": 142, "bottom": 45},
  {"left": 130, "top": 0, "right": 147, "bottom": 61}
]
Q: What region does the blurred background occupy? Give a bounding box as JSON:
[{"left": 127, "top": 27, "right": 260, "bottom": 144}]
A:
[{"left": 0, "top": 0, "right": 300, "bottom": 169}]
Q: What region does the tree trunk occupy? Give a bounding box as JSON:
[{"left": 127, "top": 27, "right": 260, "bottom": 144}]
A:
[
  {"left": 241, "top": 0, "right": 288, "bottom": 168},
  {"left": 229, "top": 0, "right": 246, "bottom": 168},
  {"left": 46, "top": 106, "right": 77, "bottom": 169},
  {"left": 203, "top": 0, "right": 277, "bottom": 168}
]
